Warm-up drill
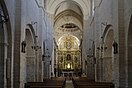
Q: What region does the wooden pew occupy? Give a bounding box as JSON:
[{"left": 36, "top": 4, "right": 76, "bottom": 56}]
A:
[
  {"left": 74, "top": 82, "right": 114, "bottom": 88},
  {"left": 72, "top": 77, "right": 114, "bottom": 88},
  {"left": 43, "top": 77, "right": 66, "bottom": 87},
  {"left": 72, "top": 77, "right": 95, "bottom": 87},
  {"left": 25, "top": 82, "right": 64, "bottom": 88},
  {"left": 25, "top": 77, "right": 66, "bottom": 88}
]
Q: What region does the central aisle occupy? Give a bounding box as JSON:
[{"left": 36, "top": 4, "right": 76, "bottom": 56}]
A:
[{"left": 65, "top": 80, "right": 74, "bottom": 88}]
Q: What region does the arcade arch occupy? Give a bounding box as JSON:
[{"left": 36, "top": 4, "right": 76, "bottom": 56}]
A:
[
  {"left": 0, "top": 1, "right": 12, "bottom": 87},
  {"left": 46, "top": 0, "right": 91, "bottom": 19},
  {"left": 103, "top": 25, "right": 114, "bottom": 82},
  {"left": 25, "top": 27, "right": 35, "bottom": 82}
]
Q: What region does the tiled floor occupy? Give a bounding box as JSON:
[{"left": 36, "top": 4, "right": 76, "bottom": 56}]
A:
[{"left": 65, "top": 80, "right": 74, "bottom": 88}]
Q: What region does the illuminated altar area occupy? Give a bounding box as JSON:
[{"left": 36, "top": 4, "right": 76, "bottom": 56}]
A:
[{"left": 55, "top": 35, "right": 82, "bottom": 77}]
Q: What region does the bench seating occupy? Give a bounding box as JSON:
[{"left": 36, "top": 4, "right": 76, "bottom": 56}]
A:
[
  {"left": 25, "top": 77, "right": 66, "bottom": 88},
  {"left": 72, "top": 77, "right": 114, "bottom": 88}
]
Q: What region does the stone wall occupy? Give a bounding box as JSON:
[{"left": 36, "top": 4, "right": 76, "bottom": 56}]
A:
[
  {"left": 124, "top": 0, "right": 132, "bottom": 88},
  {"left": 2, "top": 0, "right": 53, "bottom": 88},
  {"left": 86, "top": 0, "right": 132, "bottom": 87}
]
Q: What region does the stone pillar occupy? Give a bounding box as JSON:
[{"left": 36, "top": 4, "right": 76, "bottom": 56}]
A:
[
  {"left": 13, "top": 0, "right": 21, "bottom": 88},
  {"left": 37, "top": 0, "right": 43, "bottom": 81},
  {"left": 118, "top": 0, "right": 126, "bottom": 87},
  {"left": 0, "top": 26, "right": 4, "bottom": 88},
  {"left": 128, "top": 15, "right": 132, "bottom": 88}
]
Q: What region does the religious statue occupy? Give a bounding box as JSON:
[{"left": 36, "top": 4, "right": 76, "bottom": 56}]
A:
[
  {"left": 67, "top": 54, "right": 71, "bottom": 60},
  {"left": 21, "top": 41, "right": 26, "bottom": 53}
]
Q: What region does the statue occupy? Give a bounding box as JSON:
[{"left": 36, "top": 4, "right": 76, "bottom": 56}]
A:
[
  {"left": 113, "top": 41, "right": 118, "bottom": 54},
  {"left": 21, "top": 41, "right": 26, "bottom": 53},
  {"left": 67, "top": 54, "right": 71, "bottom": 60}
]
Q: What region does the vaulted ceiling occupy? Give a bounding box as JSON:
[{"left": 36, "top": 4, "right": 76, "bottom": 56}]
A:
[
  {"left": 45, "top": 0, "right": 92, "bottom": 46},
  {"left": 45, "top": 0, "right": 91, "bottom": 18}
]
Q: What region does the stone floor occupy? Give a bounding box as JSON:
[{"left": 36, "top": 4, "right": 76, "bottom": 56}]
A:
[{"left": 65, "top": 80, "right": 74, "bottom": 88}]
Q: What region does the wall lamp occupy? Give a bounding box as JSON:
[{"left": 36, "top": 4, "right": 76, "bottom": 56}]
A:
[
  {"left": 87, "top": 54, "right": 94, "bottom": 58},
  {"left": 97, "top": 46, "right": 107, "bottom": 52},
  {"left": 0, "top": 10, "right": 8, "bottom": 23},
  {"left": 42, "top": 54, "right": 50, "bottom": 58},
  {"left": 31, "top": 45, "right": 41, "bottom": 51},
  {"left": 0, "top": 10, "right": 8, "bottom": 29}
]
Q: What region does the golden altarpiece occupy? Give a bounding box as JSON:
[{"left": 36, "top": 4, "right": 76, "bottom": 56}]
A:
[{"left": 55, "top": 36, "right": 82, "bottom": 77}]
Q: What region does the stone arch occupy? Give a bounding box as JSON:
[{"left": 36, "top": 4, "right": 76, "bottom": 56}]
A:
[
  {"left": 58, "top": 34, "right": 80, "bottom": 47},
  {"left": 27, "top": 24, "right": 36, "bottom": 39},
  {"left": 103, "top": 25, "right": 114, "bottom": 82},
  {"left": 54, "top": 1, "right": 83, "bottom": 17},
  {"left": 128, "top": 15, "right": 132, "bottom": 88},
  {"left": 0, "top": 0, "right": 12, "bottom": 87},
  {"left": 47, "top": 0, "right": 90, "bottom": 18},
  {"left": 25, "top": 25, "right": 36, "bottom": 82}
]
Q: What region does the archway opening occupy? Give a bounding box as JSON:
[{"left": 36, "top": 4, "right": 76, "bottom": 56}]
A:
[
  {"left": 0, "top": 1, "right": 12, "bottom": 87},
  {"left": 103, "top": 28, "right": 114, "bottom": 82},
  {"left": 25, "top": 29, "right": 35, "bottom": 82}
]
